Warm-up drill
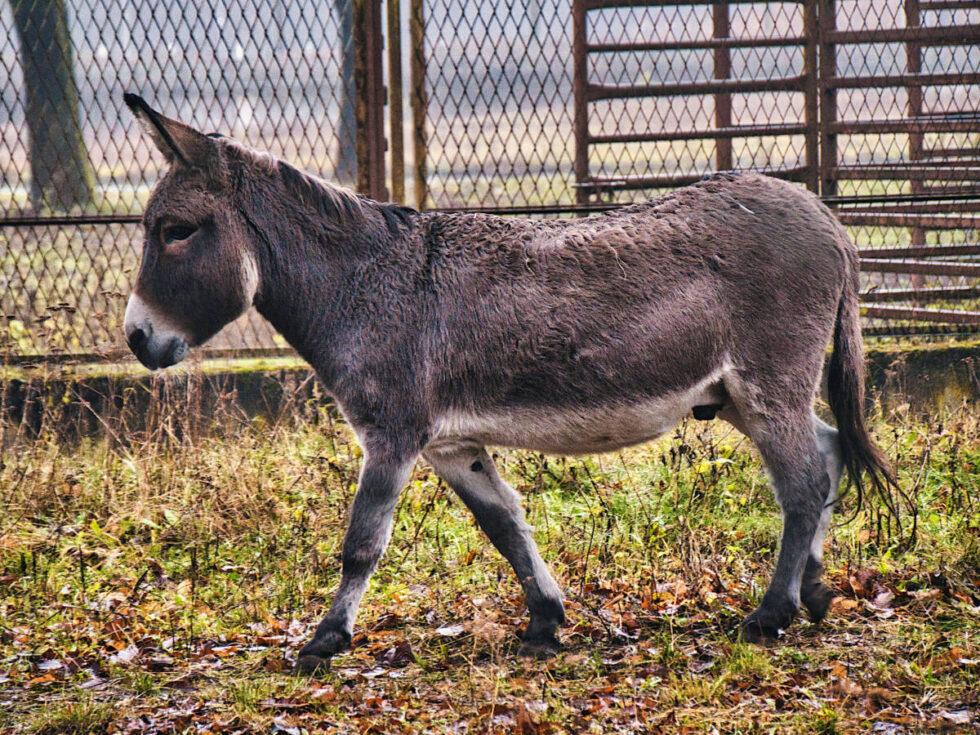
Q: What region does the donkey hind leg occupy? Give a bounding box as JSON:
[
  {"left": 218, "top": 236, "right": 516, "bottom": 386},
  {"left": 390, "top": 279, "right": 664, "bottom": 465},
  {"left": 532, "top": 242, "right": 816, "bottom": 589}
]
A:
[
  {"left": 739, "top": 413, "right": 832, "bottom": 642},
  {"left": 801, "top": 416, "right": 844, "bottom": 623},
  {"left": 294, "top": 453, "right": 417, "bottom": 675},
  {"left": 423, "top": 444, "right": 565, "bottom": 656}
]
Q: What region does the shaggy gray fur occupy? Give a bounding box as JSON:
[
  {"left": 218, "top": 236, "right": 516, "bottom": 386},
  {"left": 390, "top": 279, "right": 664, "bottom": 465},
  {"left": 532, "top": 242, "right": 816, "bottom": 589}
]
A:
[{"left": 122, "top": 94, "right": 897, "bottom": 675}]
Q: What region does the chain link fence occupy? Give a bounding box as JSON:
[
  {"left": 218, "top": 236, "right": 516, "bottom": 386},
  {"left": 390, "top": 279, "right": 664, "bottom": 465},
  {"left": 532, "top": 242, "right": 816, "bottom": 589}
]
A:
[
  {"left": 2, "top": 0, "right": 978, "bottom": 364},
  {"left": 2, "top": 0, "right": 356, "bottom": 361}
]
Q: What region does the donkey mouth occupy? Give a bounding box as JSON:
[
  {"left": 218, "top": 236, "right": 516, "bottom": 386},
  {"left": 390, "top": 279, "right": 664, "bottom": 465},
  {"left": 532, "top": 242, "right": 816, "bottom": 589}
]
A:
[{"left": 127, "top": 326, "right": 188, "bottom": 369}]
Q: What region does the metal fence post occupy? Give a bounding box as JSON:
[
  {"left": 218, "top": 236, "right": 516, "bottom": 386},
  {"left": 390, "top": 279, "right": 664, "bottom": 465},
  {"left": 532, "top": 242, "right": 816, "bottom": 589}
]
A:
[
  {"left": 818, "top": 0, "right": 837, "bottom": 197},
  {"left": 713, "top": 2, "right": 732, "bottom": 172},
  {"left": 803, "top": 0, "right": 820, "bottom": 193},
  {"left": 573, "top": 0, "right": 590, "bottom": 206},
  {"left": 354, "top": 0, "right": 388, "bottom": 201},
  {"left": 387, "top": 0, "right": 405, "bottom": 204},
  {"left": 409, "top": 0, "right": 428, "bottom": 209}
]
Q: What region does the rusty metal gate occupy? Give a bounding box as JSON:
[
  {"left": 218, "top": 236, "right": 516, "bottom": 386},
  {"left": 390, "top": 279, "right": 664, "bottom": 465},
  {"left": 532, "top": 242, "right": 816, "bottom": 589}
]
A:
[
  {"left": 410, "top": 0, "right": 980, "bottom": 336},
  {"left": 1, "top": 0, "right": 978, "bottom": 364}
]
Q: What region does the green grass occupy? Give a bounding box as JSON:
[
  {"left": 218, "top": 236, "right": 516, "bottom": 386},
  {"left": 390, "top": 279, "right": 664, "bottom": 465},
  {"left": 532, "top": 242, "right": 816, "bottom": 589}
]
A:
[{"left": 0, "top": 387, "right": 978, "bottom": 733}]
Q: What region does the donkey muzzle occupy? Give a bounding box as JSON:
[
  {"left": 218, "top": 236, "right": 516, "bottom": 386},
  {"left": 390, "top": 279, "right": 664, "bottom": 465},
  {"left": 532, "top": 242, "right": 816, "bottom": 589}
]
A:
[
  {"left": 126, "top": 323, "right": 187, "bottom": 369},
  {"left": 124, "top": 292, "right": 191, "bottom": 369}
]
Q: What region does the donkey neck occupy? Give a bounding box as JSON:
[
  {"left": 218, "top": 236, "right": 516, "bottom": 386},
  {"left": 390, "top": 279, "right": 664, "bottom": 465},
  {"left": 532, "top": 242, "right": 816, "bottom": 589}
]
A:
[{"left": 241, "top": 170, "right": 423, "bottom": 384}]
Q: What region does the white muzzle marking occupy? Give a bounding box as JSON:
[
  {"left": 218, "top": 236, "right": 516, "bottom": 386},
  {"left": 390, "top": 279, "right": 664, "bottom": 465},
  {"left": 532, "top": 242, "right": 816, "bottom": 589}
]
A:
[{"left": 123, "top": 292, "right": 191, "bottom": 369}]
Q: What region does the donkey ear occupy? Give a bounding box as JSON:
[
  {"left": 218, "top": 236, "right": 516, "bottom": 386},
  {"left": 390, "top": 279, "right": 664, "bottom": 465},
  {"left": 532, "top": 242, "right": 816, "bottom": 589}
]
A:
[{"left": 123, "top": 93, "right": 215, "bottom": 169}]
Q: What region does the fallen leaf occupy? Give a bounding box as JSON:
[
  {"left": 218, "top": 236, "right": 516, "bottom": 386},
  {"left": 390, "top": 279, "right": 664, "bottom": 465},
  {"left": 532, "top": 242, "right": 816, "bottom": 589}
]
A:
[
  {"left": 27, "top": 673, "right": 60, "bottom": 686},
  {"left": 310, "top": 686, "right": 337, "bottom": 703},
  {"left": 109, "top": 644, "right": 140, "bottom": 665},
  {"left": 377, "top": 639, "right": 414, "bottom": 668},
  {"left": 259, "top": 698, "right": 310, "bottom": 712},
  {"left": 435, "top": 624, "right": 465, "bottom": 637},
  {"left": 832, "top": 677, "right": 863, "bottom": 698},
  {"left": 848, "top": 568, "right": 876, "bottom": 598},
  {"left": 940, "top": 710, "right": 972, "bottom": 725},
  {"left": 871, "top": 584, "right": 894, "bottom": 609}
]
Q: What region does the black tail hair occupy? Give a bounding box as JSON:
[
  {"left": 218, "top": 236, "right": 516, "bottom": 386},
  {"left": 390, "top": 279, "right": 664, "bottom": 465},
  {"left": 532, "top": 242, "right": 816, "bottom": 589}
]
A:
[{"left": 827, "top": 248, "right": 915, "bottom": 540}]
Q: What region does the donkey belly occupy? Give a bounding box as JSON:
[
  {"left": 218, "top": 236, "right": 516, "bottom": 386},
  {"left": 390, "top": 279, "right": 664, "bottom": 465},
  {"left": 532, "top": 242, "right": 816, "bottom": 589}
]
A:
[{"left": 432, "top": 369, "right": 727, "bottom": 455}]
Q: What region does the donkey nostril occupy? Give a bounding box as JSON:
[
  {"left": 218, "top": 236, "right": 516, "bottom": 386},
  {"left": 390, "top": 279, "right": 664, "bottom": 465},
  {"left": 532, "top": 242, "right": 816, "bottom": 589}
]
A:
[{"left": 127, "top": 327, "right": 147, "bottom": 352}]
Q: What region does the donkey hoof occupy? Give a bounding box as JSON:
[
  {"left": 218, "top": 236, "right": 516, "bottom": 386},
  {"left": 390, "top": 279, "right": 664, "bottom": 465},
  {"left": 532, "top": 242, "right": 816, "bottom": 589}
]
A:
[
  {"left": 291, "top": 654, "right": 331, "bottom": 676},
  {"left": 801, "top": 583, "right": 835, "bottom": 624},
  {"left": 740, "top": 605, "right": 795, "bottom": 644},
  {"left": 292, "top": 629, "right": 351, "bottom": 675},
  {"left": 518, "top": 636, "right": 561, "bottom": 659}
]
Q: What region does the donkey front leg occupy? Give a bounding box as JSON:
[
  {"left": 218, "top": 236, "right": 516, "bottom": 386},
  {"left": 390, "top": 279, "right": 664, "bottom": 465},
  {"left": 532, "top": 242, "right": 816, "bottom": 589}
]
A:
[
  {"left": 294, "top": 451, "right": 417, "bottom": 675},
  {"left": 424, "top": 444, "right": 566, "bottom": 656}
]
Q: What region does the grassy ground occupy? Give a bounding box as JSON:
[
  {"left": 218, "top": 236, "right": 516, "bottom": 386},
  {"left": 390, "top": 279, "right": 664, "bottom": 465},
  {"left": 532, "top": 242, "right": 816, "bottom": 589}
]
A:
[{"left": 0, "top": 391, "right": 978, "bottom": 734}]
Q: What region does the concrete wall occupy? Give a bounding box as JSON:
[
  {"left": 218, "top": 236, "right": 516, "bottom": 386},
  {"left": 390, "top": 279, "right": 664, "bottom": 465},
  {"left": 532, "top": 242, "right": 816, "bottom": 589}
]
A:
[{"left": 3, "top": 341, "right": 978, "bottom": 441}]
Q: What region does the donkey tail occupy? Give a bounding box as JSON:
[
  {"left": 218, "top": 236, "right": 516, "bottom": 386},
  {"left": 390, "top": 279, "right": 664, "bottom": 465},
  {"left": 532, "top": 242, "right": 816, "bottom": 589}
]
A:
[{"left": 827, "top": 248, "right": 908, "bottom": 529}]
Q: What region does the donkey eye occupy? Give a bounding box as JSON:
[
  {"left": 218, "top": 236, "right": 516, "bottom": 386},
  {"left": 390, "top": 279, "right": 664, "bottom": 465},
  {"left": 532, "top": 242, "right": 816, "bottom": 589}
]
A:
[{"left": 162, "top": 224, "right": 197, "bottom": 246}]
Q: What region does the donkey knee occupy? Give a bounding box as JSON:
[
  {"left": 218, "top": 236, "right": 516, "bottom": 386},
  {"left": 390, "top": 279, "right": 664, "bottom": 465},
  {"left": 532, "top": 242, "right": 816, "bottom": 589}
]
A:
[{"left": 340, "top": 539, "right": 386, "bottom": 578}]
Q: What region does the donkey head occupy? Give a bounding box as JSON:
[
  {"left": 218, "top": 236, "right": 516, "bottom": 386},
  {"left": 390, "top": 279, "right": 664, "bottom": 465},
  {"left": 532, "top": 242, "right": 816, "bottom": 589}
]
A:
[{"left": 122, "top": 94, "right": 260, "bottom": 369}]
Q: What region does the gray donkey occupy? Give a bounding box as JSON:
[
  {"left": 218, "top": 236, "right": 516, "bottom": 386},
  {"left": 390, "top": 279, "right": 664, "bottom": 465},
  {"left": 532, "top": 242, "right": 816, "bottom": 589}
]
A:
[{"left": 122, "top": 94, "right": 897, "bottom": 675}]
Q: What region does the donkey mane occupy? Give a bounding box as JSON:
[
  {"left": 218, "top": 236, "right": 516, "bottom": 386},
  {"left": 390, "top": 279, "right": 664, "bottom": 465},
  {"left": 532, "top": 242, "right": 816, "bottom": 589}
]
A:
[
  {"left": 276, "top": 159, "right": 365, "bottom": 223},
  {"left": 223, "top": 137, "right": 415, "bottom": 233}
]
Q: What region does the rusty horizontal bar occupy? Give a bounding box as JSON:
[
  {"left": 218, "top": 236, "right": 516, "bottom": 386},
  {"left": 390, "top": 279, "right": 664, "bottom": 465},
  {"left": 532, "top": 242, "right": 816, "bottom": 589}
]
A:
[
  {"left": 827, "top": 118, "right": 980, "bottom": 135},
  {"left": 588, "top": 74, "right": 806, "bottom": 100},
  {"left": 7, "top": 200, "right": 979, "bottom": 230},
  {"left": 915, "top": 185, "right": 980, "bottom": 198},
  {"left": 919, "top": 110, "right": 980, "bottom": 119},
  {"left": 588, "top": 123, "right": 807, "bottom": 144},
  {"left": 919, "top": 0, "right": 980, "bottom": 9},
  {"left": 582, "top": 165, "right": 809, "bottom": 191},
  {"left": 823, "top": 191, "right": 980, "bottom": 206},
  {"left": 920, "top": 147, "right": 980, "bottom": 159},
  {"left": 842, "top": 201, "right": 980, "bottom": 215},
  {"left": 859, "top": 243, "right": 980, "bottom": 259},
  {"left": 0, "top": 213, "right": 142, "bottom": 228},
  {"left": 832, "top": 165, "right": 980, "bottom": 181},
  {"left": 820, "top": 72, "right": 980, "bottom": 89},
  {"left": 859, "top": 258, "right": 980, "bottom": 277},
  {"left": 843, "top": 212, "right": 980, "bottom": 228},
  {"left": 584, "top": 0, "right": 805, "bottom": 8},
  {"left": 864, "top": 323, "right": 980, "bottom": 337},
  {"left": 861, "top": 305, "right": 980, "bottom": 325},
  {"left": 826, "top": 24, "right": 980, "bottom": 44},
  {"left": 860, "top": 286, "right": 980, "bottom": 303},
  {"left": 587, "top": 36, "right": 805, "bottom": 52}
]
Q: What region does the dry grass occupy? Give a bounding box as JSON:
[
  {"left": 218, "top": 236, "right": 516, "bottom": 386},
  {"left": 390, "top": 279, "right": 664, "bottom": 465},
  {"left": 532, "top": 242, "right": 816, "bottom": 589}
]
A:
[{"left": 0, "top": 377, "right": 978, "bottom": 733}]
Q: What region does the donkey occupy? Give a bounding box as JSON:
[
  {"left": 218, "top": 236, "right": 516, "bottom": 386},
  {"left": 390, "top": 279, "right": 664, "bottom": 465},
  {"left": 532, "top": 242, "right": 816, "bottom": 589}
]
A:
[{"left": 122, "top": 93, "right": 897, "bottom": 675}]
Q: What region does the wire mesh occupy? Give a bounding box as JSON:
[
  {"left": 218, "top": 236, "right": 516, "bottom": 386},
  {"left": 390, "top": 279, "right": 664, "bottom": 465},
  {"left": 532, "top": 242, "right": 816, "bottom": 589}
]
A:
[
  {"left": 1, "top": 0, "right": 357, "bottom": 360},
  {"left": 1, "top": 0, "right": 978, "bottom": 364},
  {"left": 413, "top": 0, "right": 578, "bottom": 209}
]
